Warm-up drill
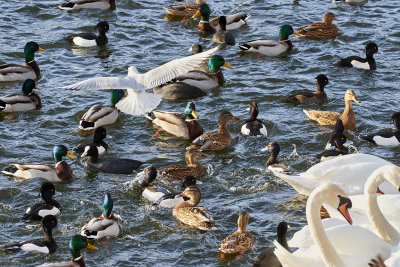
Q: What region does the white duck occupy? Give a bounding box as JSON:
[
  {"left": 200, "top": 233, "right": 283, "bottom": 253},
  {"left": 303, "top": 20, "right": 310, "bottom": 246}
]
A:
[
  {"left": 273, "top": 183, "right": 392, "bottom": 267},
  {"left": 272, "top": 153, "right": 398, "bottom": 195},
  {"left": 62, "top": 46, "right": 219, "bottom": 115}
]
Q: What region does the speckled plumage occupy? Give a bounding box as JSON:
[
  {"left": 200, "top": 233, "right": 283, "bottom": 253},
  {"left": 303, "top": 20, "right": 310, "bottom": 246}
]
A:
[{"left": 298, "top": 12, "right": 339, "bottom": 40}]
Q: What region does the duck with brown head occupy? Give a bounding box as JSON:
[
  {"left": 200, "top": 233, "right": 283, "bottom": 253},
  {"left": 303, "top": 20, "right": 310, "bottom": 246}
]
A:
[
  {"left": 297, "top": 12, "right": 340, "bottom": 40},
  {"left": 282, "top": 74, "right": 329, "bottom": 104}
]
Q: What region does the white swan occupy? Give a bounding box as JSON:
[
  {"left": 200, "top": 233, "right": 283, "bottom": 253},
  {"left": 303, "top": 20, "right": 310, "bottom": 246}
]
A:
[
  {"left": 272, "top": 153, "right": 398, "bottom": 195},
  {"left": 274, "top": 183, "right": 392, "bottom": 267},
  {"left": 62, "top": 46, "right": 219, "bottom": 115}
]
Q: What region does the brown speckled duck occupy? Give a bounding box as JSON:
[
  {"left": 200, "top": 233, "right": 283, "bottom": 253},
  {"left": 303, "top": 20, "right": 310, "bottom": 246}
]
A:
[
  {"left": 172, "top": 185, "right": 215, "bottom": 230},
  {"left": 282, "top": 74, "right": 329, "bottom": 104},
  {"left": 192, "top": 110, "right": 241, "bottom": 151},
  {"left": 219, "top": 211, "right": 254, "bottom": 255},
  {"left": 303, "top": 89, "right": 360, "bottom": 130},
  {"left": 163, "top": 0, "right": 206, "bottom": 17},
  {"left": 297, "top": 12, "right": 339, "bottom": 40}
]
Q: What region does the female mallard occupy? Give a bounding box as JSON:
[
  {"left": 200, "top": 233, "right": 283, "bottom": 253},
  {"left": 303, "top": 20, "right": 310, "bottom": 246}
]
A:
[
  {"left": 238, "top": 25, "right": 299, "bottom": 56},
  {"left": 1, "top": 145, "right": 76, "bottom": 182},
  {"left": 37, "top": 235, "right": 98, "bottom": 267},
  {"left": 59, "top": 0, "right": 115, "bottom": 10},
  {"left": 281, "top": 74, "right": 329, "bottom": 104},
  {"left": 297, "top": 12, "right": 339, "bottom": 40},
  {"left": 241, "top": 101, "right": 267, "bottom": 137},
  {"left": 261, "top": 142, "right": 291, "bottom": 172},
  {"left": 0, "top": 42, "right": 45, "bottom": 82},
  {"left": 192, "top": 110, "right": 242, "bottom": 151},
  {"left": 67, "top": 21, "right": 109, "bottom": 47},
  {"left": 1, "top": 215, "right": 58, "bottom": 254},
  {"left": 79, "top": 89, "right": 126, "bottom": 130},
  {"left": 74, "top": 126, "right": 108, "bottom": 155},
  {"left": 163, "top": 0, "right": 206, "bottom": 17},
  {"left": 146, "top": 102, "right": 203, "bottom": 139},
  {"left": 22, "top": 182, "right": 60, "bottom": 221},
  {"left": 158, "top": 146, "right": 205, "bottom": 180},
  {"left": 303, "top": 89, "right": 360, "bottom": 130},
  {"left": 172, "top": 185, "right": 215, "bottom": 230},
  {"left": 81, "top": 144, "right": 142, "bottom": 174},
  {"left": 362, "top": 112, "right": 400, "bottom": 146},
  {"left": 81, "top": 193, "right": 120, "bottom": 240},
  {"left": 0, "top": 79, "right": 41, "bottom": 112},
  {"left": 219, "top": 211, "right": 254, "bottom": 256},
  {"left": 212, "top": 16, "right": 235, "bottom": 45},
  {"left": 337, "top": 42, "right": 378, "bottom": 70}
]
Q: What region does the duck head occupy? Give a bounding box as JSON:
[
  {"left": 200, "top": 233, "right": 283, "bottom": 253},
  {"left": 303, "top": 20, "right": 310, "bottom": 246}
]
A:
[
  {"left": 185, "top": 146, "right": 206, "bottom": 164},
  {"left": 110, "top": 89, "right": 127, "bottom": 107},
  {"left": 208, "top": 55, "right": 233, "bottom": 73},
  {"left": 237, "top": 211, "right": 251, "bottom": 233},
  {"left": 344, "top": 89, "right": 360, "bottom": 103},
  {"left": 69, "top": 235, "right": 98, "bottom": 260},
  {"left": 182, "top": 175, "right": 197, "bottom": 189},
  {"left": 365, "top": 42, "right": 378, "bottom": 58},
  {"left": 101, "top": 193, "right": 113, "bottom": 219},
  {"left": 184, "top": 102, "right": 199, "bottom": 121},
  {"left": 53, "top": 145, "right": 75, "bottom": 163},
  {"left": 39, "top": 182, "right": 56, "bottom": 201},
  {"left": 193, "top": 3, "right": 211, "bottom": 21},
  {"left": 22, "top": 79, "right": 40, "bottom": 96},
  {"left": 391, "top": 112, "right": 400, "bottom": 131},
  {"left": 279, "top": 25, "right": 299, "bottom": 41},
  {"left": 189, "top": 44, "right": 203, "bottom": 54},
  {"left": 93, "top": 127, "right": 107, "bottom": 143},
  {"left": 277, "top": 221, "right": 290, "bottom": 242},
  {"left": 218, "top": 110, "right": 242, "bottom": 126},
  {"left": 141, "top": 166, "right": 157, "bottom": 188},
  {"left": 24, "top": 41, "right": 45, "bottom": 63},
  {"left": 262, "top": 141, "right": 280, "bottom": 165},
  {"left": 315, "top": 74, "right": 329, "bottom": 92},
  {"left": 335, "top": 119, "right": 345, "bottom": 134},
  {"left": 323, "top": 12, "right": 339, "bottom": 24},
  {"left": 41, "top": 215, "right": 58, "bottom": 234},
  {"left": 96, "top": 21, "right": 109, "bottom": 35},
  {"left": 248, "top": 101, "right": 259, "bottom": 121}
]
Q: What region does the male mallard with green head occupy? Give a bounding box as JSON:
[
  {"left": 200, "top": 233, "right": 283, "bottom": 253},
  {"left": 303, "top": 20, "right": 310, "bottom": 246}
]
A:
[{"left": 0, "top": 79, "right": 41, "bottom": 112}]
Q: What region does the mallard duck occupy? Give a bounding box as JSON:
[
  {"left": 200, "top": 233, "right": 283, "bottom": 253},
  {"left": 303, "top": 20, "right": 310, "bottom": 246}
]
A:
[
  {"left": 163, "top": 0, "right": 205, "bottom": 17},
  {"left": 219, "top": 211, "right": 254, "bottom": 255},
  {"left": 22, "top": 182, "right": 60, "bottom": 221},
  {"left": 261, "top": 142, "right": 291, "bottom": 172},
  {"left": 58, "top": 0, "right": 116, "bottom": 10},
  {"left": 62, "top": 46, "right": 219, "bottom": 115},
  {"left": 254, "top": 222, "right": 290, "bottom": 267},
  {"left": 281, "top": 74, "right": 329, "bottom": 104},
  {"left": 362, "top": 112, "right": 400, "bottom": 146},
  {"left": 0, "top": 42, "right": 45, "bottom": 82},
  {"left": 325, "top": 119, "right": 351, "bottom": 149},
  {"left": 37, "top": 235, "right": 98, "bottom": 267},
  {"left": 241, "top": 101, "right": 267, "bottom": 137},
  {"left": 2, "top": 145, "right": 76, "bottom": 182},
  {"left": 79, "top": 89, "right": 126, "bottom": 130},
  {"left": 0, "top": 215, "right": 57, "bottom": 254},
  {"left": 210, "top": 12, "right": 250, "bottom": 31},
  {"left": 297, "top": 12, "right": 339, "bottom": 40},
  {"left": 337, "top": 42, "right": 378, "bottom": 70},
  {"left": 303, "top": 89, "right": 360, "bottom": 130},
  {"left": 238, "top": 25, "right": 299, "bottom": 56},
  {"left": 81, "top": 193, "right": 120, "bottom": 240},
  {"left": 212, "top": 16, "right": 235, "bottom": 45},
  {"left": 67, "top": 21, "right": 109, "bottom": 47},
  {"left": 192, "top": 110, "right": 242, "bottom": 151},
  {"left": 81, "top": 144, "right": 142, "bottom": 174},
  {"left": 172, "top": 185, "right": 215, "bottom": 230},
  {"left": 146, "top": 102, "right": 203, "bottom": 139},
  {"left": 0, "top": 79, "right": 41, "bottom": 112},
  {"left": 74, "top": 126, "right": 108, "bottom": 155},
  {"left": 158, "top": 146, "right": 205, "bottom": 180}
]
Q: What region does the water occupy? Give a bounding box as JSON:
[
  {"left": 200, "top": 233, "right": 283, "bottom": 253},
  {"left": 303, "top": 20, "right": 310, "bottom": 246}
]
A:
[{"left": 0, "top": 0, "right": 399, "bottom": 266}]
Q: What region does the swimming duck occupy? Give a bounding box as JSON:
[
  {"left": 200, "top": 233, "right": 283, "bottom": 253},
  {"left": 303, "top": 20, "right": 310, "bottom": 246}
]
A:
[
  {"left": 146, "top": 102, "right": 203, "bottom": 139},
  {"left": 303, "top": 89, "right": 360, "bottom": 130},
  {"left": 254, "top": 222, "right": 290, "bottom": 267},
  {"left": 59, "top": 0, "right": 116, "bottom": 10},
  {"left": 0, "top": 42, "right": 45, "bottom": 82},
  {"left": 210, "top": 12, "right": 250, "bottom": 31},
  {"left": 325, "top": 119, "right": 350, "bottom": 149},
  {"left": 163, "top": 0, "right": 205, "bottom": 17},
  {"left": 172, "top": 185, "right": 215, "bottom": 230},
  {"left": 212, "top": 16, "right": 235, "bottom": 45},
  {"left": 0, "top": 79, "right": 41, "bottom": 112},
  {"left": 297, "top": 12, "right": 339, "bottom": 40},
  {"left": 219, "top": 211, "right": 254, "bottom": 255},
  {"left": 241, "top": 101, "right": 268, "bottom": 137},
  {"left": 81, "top": 193, "right": 120, "bottom": 240},
  {"left": 67, "top": 21, "right": 109, "bottom": 47},
  {"left": 156, "top": 176, "right": 198, "bottom": 208},
  {"left": 189, "top": 44, "right": 203, "bottom": 54},
  {"left": 192, "top": 110, "right": 242, "bottom": 151},
  {"left": 81, "top": 144, "right": 142, "bottom": 174},
  {"left": 316, "top": 134, "right": 349, "bottom": 162},
  {"left": 2, "top": 145, "right": 76, "bottom": 182},
  {"left": 79, "top": 89, "right": 126, "bottom": 130},
  {"left": 281, "top": 74, "right": 329, "bottom": 104},
  {"left": 74, "top": 126, "right": 108, "bottom": 155},
  {"left": 158, "top": 146, "right": 205, "bottom": 180},
  {"left": 238, "top": 25, "right": 299, "bottom": 56},
  {"left": 37, "top": 235, "right": 98, "bottom": 267},
  {"left": 261, "top": 142, "right": 291, "bottom": 172},
  {"left": 22, "top": 182, "right": 60, "bottom": 221},
  {"left": 361, "top": 112, "right": 400, "bottom": 146},
  {"left": 337, "top": 42, "right": 378, "bottom": 70},
  {"left": 0, "top": 215, "right": 58, "bottom": 254},
  {"left": 62, "top": 46, "right": 219, "bottom": 115}
]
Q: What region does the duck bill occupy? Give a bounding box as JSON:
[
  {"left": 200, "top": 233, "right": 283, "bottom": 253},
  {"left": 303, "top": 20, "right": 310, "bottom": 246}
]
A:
[
  {"left": 192, "top": 10, "right": 201, "bottom": 18},
  {"left": 376, "top": 187, "right": 384, "bottom": 195},
  {"left": 67, "top": 151, "right": 76, "bottom": 159},
  {"left": 223, "top": 62, "right": 233, "bottom": 69},
  {"left": 34, "top": 85, "right": 40, "bottom": 90},
  {"left": 292, "top": 31, "right": 301, "bottom": 37},
  {"left": 353, "top": 98, "right": 361, "bottom": 103},
  {"left": 191, "top": 110, "right": 199, "bottom": 119},
  {"left": 338, "top": 203, "right": 352, "bottom": 225},
  {"left": 38, "top": 47, "right": 46, "bottom": 52},
  {"left": 333, "top": 17, "right": 340, "bottom": 21},
  {"left": 232, "top": 116, "right": 242, "bottom": 122},
  {"left": 86, "top": 243, "right": 98, "bottom": 250}
]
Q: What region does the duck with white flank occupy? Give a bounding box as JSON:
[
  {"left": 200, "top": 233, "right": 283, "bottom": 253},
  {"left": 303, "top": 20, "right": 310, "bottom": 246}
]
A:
[
  {"left": 337, "top": 42, "right": 378, "bottom": 70},
  {"left": 362, "top": 112, "right": 400, "bottom": 146},
  {"left": 67, "top": 21, "right": 109, "bottom": 47},
  {"left": 241, "top": 101, "right": 267, "bottom": 137}
]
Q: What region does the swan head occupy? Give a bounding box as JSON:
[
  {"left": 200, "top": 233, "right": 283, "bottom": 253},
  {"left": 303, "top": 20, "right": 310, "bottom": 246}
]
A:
[{"left": 365, "top": 165, "right": 400, "bottom": 194}]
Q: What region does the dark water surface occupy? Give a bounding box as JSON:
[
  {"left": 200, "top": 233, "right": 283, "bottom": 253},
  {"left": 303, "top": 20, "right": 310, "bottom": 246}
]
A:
[{"left": 0, "top": 0, "right": 399, "bottom": 266}]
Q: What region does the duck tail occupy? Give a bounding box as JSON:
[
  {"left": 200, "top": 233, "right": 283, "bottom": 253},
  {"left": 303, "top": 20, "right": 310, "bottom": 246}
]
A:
[
  {"left": 238, "top": 43, "right": 251, "bottom": 51},
  {"left": 58, "top": 2, "right": 75, "bottom": 10},
  {"left": 361, "top": 134, "right": 376, "bottom": 144},
  {"left": 2, "top": 165, "right": 18, "bottom": 176}
]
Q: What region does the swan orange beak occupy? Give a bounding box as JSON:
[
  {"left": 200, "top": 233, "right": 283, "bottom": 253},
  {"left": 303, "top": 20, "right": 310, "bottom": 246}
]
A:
[
  {"left": 338, "top": 202, "right": 352, "bottom": 225},
  {"left": 86, "top": 243, "right": 98, "bottom": 250},
  {"left": 376, "top": 187, "right": 384, "bottom": 195}
]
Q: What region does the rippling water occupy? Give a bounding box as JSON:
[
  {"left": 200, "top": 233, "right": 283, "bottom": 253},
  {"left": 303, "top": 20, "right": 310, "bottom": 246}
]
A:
[{"left": 1, "top": 0, "right": 400, "bottom": 266}]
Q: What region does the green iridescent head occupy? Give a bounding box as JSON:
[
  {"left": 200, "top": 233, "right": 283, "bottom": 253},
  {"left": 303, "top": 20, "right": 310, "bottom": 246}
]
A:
[
  {"left": 184, "top": 102, "right": 199, "bottom": 120},
  {"left": 208, "top": 55, "right": 233, "bottom": 73},
  {"left": 52, "top": 145, "right": 76, "bottom": 163},
  {"left": 69, "top": 235, "right": 98, "bottom": 260},
  {"left": 110, "top": 89, "right": 125, "bottom": 107},
  {"left": 101, "top": 193, "right": 113, "bottom": 218},
  {"left": 24, "top": 41, "right": 45, "bottom": 63},
  {"left": 279, "top": 25, "right": 295, "bottom": 41},
  {"left": 193, "top": 3, "right": 211, "bottom": 21},
  {"left": 22, "top": 79, "right": 39, "bottom": 95}
]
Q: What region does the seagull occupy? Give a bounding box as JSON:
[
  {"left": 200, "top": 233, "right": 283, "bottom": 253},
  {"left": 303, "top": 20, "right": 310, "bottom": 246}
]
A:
[{"left": 62, "top": 46, "right": 219, "bottom": 115}]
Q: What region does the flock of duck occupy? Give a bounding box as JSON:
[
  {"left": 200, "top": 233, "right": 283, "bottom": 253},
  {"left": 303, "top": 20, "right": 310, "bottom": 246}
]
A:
[{"left": 0, "top": 0, "right": 399, "bottom": 266}]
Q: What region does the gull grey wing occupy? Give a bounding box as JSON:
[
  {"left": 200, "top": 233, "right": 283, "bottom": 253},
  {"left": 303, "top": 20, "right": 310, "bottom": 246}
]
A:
[{"left": 61, "top": 76, "right": 139, "bottom": 90}]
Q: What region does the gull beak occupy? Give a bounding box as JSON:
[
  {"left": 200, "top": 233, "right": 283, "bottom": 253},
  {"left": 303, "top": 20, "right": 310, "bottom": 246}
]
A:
[
  {"left": 223, "top": 62, "right": 233, "bottom": 69},
  {"left": 66, "top": 151, "right": 76, "bottom": 159},
  {"left": 38, "top": 47, "right": 46, "bottom": 52}
]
